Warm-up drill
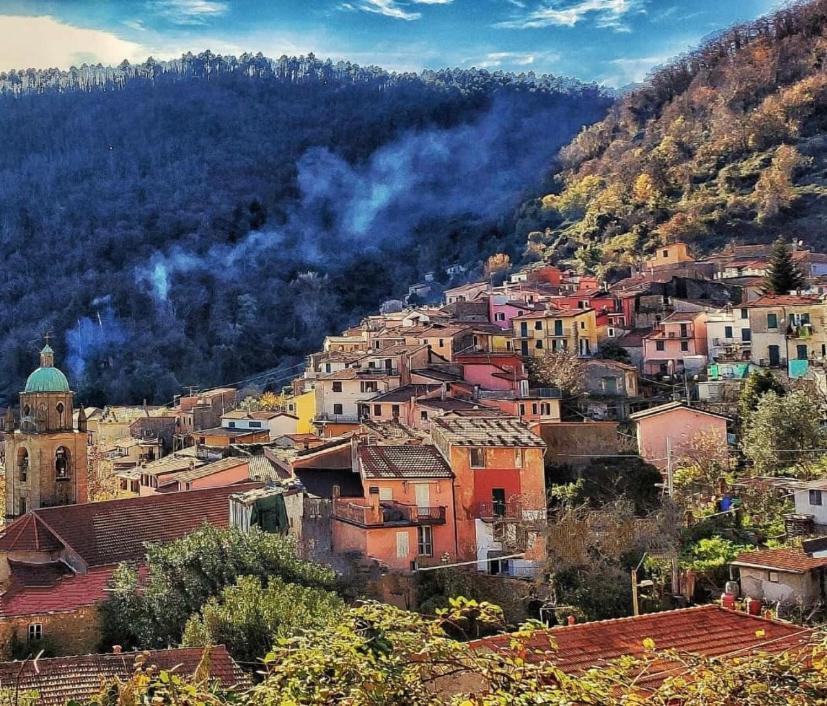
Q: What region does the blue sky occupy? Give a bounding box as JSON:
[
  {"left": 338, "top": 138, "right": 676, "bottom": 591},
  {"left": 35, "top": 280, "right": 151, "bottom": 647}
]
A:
[{"left": 0, "top": 0, "right": 782, "bottom": 86}]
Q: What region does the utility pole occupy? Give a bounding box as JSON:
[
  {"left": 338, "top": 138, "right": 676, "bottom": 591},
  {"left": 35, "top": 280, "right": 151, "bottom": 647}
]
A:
[
  {"left": 631, "top": 569, "right": 640, "bottom": 616},
  {"left": 665, "top": 436, "right": 681, "bottom": 598}
]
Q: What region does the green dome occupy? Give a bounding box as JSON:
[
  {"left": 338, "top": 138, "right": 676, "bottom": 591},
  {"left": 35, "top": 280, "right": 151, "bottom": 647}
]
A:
[{"left": 24, "top": 366, "right": 70, "bottom": 393}]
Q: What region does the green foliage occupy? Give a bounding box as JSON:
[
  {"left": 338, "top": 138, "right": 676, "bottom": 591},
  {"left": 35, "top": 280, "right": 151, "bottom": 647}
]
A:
[
  {"left": 762, "top": 237, "right": 806, "bottom": 294},
  {"left": 99, "top": 525, "right": 336, "bottom": 651},
  {"left": 738, "top": 369, "right": 786, "bottom": 426},
  {"left": 182, "top": 575, "right": 345, "bottom": 666},
  {"left": 681, "top": 536, "right": 751, "bottom": 573},
  {"left": 597, "top": 338, "right": 632, "bottom": 363},
  {"left": 742, "top": 390, "right": 824, "bottom": 476}
]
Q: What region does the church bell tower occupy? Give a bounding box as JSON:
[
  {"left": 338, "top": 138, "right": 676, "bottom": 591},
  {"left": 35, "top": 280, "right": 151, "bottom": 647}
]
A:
[{"left": 4, "top": 344, "right": 88, "bottom": 519}]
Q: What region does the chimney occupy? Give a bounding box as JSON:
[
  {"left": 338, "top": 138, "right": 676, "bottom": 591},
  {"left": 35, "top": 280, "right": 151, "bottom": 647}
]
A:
[{"left": 113, "top": 645, "right": 123, "bottom": 654}]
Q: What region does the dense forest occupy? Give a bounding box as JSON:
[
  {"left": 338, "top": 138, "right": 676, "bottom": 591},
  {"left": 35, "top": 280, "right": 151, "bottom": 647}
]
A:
[
  {"left": 525, "top": 0, "right": 827, "bottom": 277},
  {"left": 0, "top": 53, "right": 611, "bottom": 405}
]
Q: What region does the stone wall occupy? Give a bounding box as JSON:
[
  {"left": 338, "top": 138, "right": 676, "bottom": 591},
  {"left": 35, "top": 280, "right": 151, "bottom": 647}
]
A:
[{"left": 0, "top": 605, "right": 101, "bottom": 659}]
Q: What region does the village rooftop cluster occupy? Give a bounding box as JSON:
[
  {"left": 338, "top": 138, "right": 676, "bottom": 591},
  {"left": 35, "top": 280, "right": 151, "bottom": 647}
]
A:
[{"left": 3, "top": 239, "right": 827, "bottom": 698}]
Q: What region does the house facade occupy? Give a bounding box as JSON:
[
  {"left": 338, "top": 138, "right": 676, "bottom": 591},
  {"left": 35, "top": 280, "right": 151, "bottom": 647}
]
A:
[{"left": 512, "top": 308, "right": 598, "bottom": 358}]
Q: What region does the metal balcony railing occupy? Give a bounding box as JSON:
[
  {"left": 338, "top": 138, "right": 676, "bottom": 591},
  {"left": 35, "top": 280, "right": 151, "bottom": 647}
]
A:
[
  {"left": 333, "top": 499, "right": 446, "bottom": 527},
  {"left": 476, "top": 501, "right": 522, "bottom": 522}
]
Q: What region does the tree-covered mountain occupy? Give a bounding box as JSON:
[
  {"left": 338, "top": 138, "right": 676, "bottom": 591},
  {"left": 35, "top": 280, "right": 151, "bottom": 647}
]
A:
[
  {"left": 524, "top": 0, "right": 827, "bottom": 277},
  {"left": 0, "top": 52, "right": 611, "bottom": 405}
]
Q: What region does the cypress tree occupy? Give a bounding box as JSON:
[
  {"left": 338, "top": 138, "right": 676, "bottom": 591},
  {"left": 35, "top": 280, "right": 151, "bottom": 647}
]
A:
[{"left": 762, "top": 237, "right": 805, "bottom": 294}]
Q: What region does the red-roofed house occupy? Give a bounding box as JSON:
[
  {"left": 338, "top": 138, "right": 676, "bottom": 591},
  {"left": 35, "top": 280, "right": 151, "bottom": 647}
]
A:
[
  {"left": 512, "top": 308, "right": 598, "bottom": 358},
  {"left": 463, "top": 605, "right": 812, "bottom": 691},
  {"left": 0, "top": 646, "right": 248, "bottom": 706},
  {"left": 0, "top": 483, "right": 260, "bottom": 658},
  {"left": 332, "top": 443, "right": 457, "bottom": 570},
  {"left": 732, "top": 545, "right": 827, "bottom": 607}
]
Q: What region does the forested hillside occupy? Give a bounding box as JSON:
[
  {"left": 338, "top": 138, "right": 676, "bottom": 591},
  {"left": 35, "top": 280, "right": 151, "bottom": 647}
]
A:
[
  {"left": 525, "top": 0, "right": 827, "bottom": 277},
  {"left": 0, "top": 53, "right": 611, "bottom": 405}
]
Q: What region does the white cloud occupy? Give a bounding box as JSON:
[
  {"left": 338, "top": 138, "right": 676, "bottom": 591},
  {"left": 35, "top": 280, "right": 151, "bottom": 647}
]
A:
[
  {"left": 341, "top": 0, "right": 453, "bottom": 21},
  {"left": 148, "top": 0, "right": 229, "bottom": 26},
  {"left": 0, "top": 15, "right": 146, "bottom": 70},
  {"left": 599, "top": 53, "right": 668, "bottom": 86},
  {"left": 497, "top": 0, "right": 644, "bottom": 31},
  {"left": 467, "top": 50, "right": 561, "bottom": 69}
]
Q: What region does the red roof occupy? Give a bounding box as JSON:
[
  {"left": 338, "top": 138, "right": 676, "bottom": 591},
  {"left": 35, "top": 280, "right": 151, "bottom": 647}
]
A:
[
  {"left": 0, "top": 565, "right": 115, "bottom": 617},
  {"left": 0, "top": 483, "right": 261, "bottom": 568},
  {"left": 0, "top": 513, "right": 62, "bottom": 553},
  {"left": 473, "top": 605, "right": 812, "bottom": 687},
  {"left": 0, "top": 646, "right": 248, "bottom": 706},
  {"left": 513, "top": 308, "right": 591, "bottom": 320},
  {"left": 732, "top": 547, "right": 827, "bottom": 573},
  {"left": 746, "top": 294, "right": 822, "bottom": 307},
  {"left": 358, "top": 444, "right": 453, "bottom": 479}
]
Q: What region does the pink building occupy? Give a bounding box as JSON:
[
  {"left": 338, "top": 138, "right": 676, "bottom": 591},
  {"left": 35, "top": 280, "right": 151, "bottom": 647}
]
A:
[
  {"left": 630, "top": 402, "right": 729, "bottom": 469},
  {"left": 488, "top": 296, "right": 538, "bottom": 330},
  {"left": 642, "top": 311, "right": 708, "bottom": 376},
  {"left": 455, "top": 352, "right": 527, "bottom": 392},
  {"left": 332, "top": 444, "right": 457, "bottom": 571}
]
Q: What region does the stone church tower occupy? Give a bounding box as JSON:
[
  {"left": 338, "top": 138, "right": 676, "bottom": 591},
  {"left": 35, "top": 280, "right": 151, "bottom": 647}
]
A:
[{"left": 4, "top": 345, "right": 88, "bottom": 519}]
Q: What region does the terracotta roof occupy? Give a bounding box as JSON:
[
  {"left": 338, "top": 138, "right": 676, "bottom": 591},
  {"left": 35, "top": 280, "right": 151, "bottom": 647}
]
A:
[
  {"left": 161, "top": 456, "right": 249, "bottom": 484},
  {"left": 472, "top": 605, "right": 812, "bottom": 687},
  {"left": 412, "top": 368, "right": 463, "bottom": 382},
  {"left": 417, "top": 324, "right": 472, "bottom": 338},
  {"left": 629, "top": 401, "right": 730, "bottom": 422},
  {"left": 512, "top": 308, "right": 591, "bottom": 320},
  {"left": 358, "top": 445, "right": 453, "bottom": 479},
  {"left": 431, "top": 416, "right": 545, "bottom": 447},
  {"left": 132, "top": 452, "right": 206, "bottom": 478},
  {"left": 0, "top": 646, "right": 248, "bottom": 706},
  {"left": 0, "top": 565, "right": 116, "bottom": 617},
  {"left": 0, "top": 483, "right": 261, "bottom": 567},
  {"left": 583, "top": 358, "right": 638, "bottom": 372},
  {"left": 745, "top": 295, "right": 822, "bottom": 307},
  {"left": 0, "top": 514, "right": 62, "bottom": 553},
  {"left": 318, "top": 368, "right": 395, "bottom": 381},
  {"left": 368, "top": 384, "right": 440, "bottom": 403},
  {"left": 732, "top": 547, "right": 827, "bottom": 574}
]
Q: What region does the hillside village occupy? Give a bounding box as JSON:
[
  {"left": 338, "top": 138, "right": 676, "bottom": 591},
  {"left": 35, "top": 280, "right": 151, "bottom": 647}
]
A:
[{"left": 2, "top": 237, "right": 827, "bottom": 699}]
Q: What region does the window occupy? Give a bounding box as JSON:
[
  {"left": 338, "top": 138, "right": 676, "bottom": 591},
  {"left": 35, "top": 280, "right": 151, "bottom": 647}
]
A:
[
  {"left": 662, "top": 249, "right": 668, "bottom": 257},
  {"left": 680, "top": 341, "right": 689, "bottom": 352},
  {"left": 531, "top": 403, "right": 538, "bottom": 415},
  {"left": 580, "top": 321, "right": 586, "bottom": 330},
  {"left": 495, "top": 312, "right": 505, "bottom": 321},
  {"left": 767, "top": 313, "right": 778, "bottom": 329},
  {"left": 324, "top": 363, "right": 332, "bottom": 373},
  {"left": 742, "top": 328, "right": 752, "bottom": 342},
  {"left": 809, "top": 489, "right": 823, "bottom": 506},
  {"left": 768, "top": 571, "right": 780, "bottom": 583},
  {"left": 740, "top": 308, "right": 748, "bottom": 319},
  {"left": 420, "top": 410, "right": 428, "bottom": 421},
  {"left": 396, "top": 531, "right": 409, "bottom": 558},
  {"left": 374, "top": 404, "right": 382, "bottom": 416},
  {"left": 56, "top": 401, "right": 65, "bottom": 427},
  {"left": 534, "top": 321, "right": 543, "bottom": 331},
  {"left": 520, "top": 322, "right": 528, "bottom": 336},
  {"left": 608, "top": 328, "right": 615, "bottom": 337},
  {"left": 554, "top": 320, "right": 563, "bottom": 336},
  {"left": 680, "top": 323, "right": 688, "bottom": 337},
  {"left": 17, "top": 448, "right": 28, "bottom": 482},
  {"left": 360, "top": 381, "right": 378, "bottom": 393},
  {"left": 379, "top": 487, "right": 393, "bottom": 501},
  {"left": 248, "top": 421, "right": 262, "bottom": 428},
  {"left": 417, "top": 526, "right": 433, "bottom": 557},
  {"left": 55, "top": 447, "right": 70, "bottom": 480},
  {"left": 332, "top": 381, "right": 343, "bottom": 393},
  {"left": 228, "top": 421, "right": 236, "bottom": 428},
  {"left": 27, "top": 623, "right": 42, "bottom": 642},
  {"left": 535, "top": 340, "right": 543, "bottom": 349},
  {"left": 333, "top": 404, "right": 343, "bottom": 416},
  {"left": 519, "top": 403, "right": 526, "bottom": 416},
  {"left": 655, "top": 340, "right": 665, "bottom": 351},
  {"left": 724, "top": 326, "right": 733, "bottom": 339},
  {"left": 18, "top": 497, "right": 27, "bottom": 515},
  {"left": 438, "top": 339, "right": 445, "bottom": 347},
  {"left": 470, "top": 447, "right": 485, "bottom": 468},
  {"left": 391, "top": 405, "right": 400, "bottom": 418},
  {"left": 602, "top": 377, "right": 618, "bottom": 395}
]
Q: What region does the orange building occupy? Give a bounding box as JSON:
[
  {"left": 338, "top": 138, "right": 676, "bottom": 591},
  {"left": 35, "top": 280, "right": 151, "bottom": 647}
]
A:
[
  {"left": 644, "top": 242, "right": 695, "bottom": 270},
  {"left": 332, "top": 444, "right": 457, "bottom": 570},
  {"left": 431, "top": 416, "right": 547, "bottom": 577}
]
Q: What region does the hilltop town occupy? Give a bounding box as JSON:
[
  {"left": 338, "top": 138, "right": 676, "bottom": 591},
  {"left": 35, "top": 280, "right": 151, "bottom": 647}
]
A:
[{"left": 2, "top": 237, "right": 827, "bottom": 701}]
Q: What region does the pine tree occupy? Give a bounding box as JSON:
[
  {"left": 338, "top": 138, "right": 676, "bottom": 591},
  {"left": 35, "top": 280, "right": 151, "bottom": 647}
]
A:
[{"left": 762, "top": 237, "right": 805, "bottom": 294}]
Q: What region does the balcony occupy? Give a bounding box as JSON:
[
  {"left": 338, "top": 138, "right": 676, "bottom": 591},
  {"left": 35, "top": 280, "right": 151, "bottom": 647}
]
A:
[
  {"left": 333, "top": 499, "right": 446, "bottom": 527},
  {"left": 314, "top": 413, "right": 363, "bottom": 424},
  {"left": 786, "top": 323, "right": 815, "bottom": 339},
  {"left": 477, "top": 501, "right": 522, "bottom": 522}
]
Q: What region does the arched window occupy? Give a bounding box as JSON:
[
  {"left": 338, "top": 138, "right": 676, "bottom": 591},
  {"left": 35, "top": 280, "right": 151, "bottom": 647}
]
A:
[
  {"left": 55, "top": 447, "right": 70, "bottom": 480},
  {"left": 17, "top": 448, "right": 28, "bottom": 482},
  {"left": 22, "top": 404, "right": 30, "bottom": 418},
  {"left": 56, "top": 402, "right": 65, "bottom": 428}
]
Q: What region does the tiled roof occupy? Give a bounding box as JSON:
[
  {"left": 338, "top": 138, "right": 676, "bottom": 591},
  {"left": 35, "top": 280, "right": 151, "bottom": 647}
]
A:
[
  {"left": 745, "top": 295, "right": 822, "bottom": 307},
  {"left": 512, "top": 308, "right": 591, "bottom": 320},
  {"left": 162, "top": 456, "right": 249, "bottom": 484},
  {"left": 0, "top": 565, "right": 116, "bottom": 617},
  {"left": 629, "top": 401, "right": 730, "bottom": 421},
  {"left": 7, "top": 559, "right": 73, "bottom": 587},
  {"left": 248, "top": 455, "right": 289, "bottom": 482},
  {"left": 472, "top": 605, "right": 812, "bottom": 687},
  {"left": 0, "top": 514, "right": 62, "bottom": 553},
  {"left": 1, "top": 483, "right": 261, "bottom": 567},
  {"left": 368, "top": 384, "right": 440, "bottom": 402},
  {"left": 138, "top": 452, "right": 207, "bottom": 478},
  {"left": 431, "top": 416, "right": 545, "bottom": 447},
  {"left": 358, "top": 445, "right": 453, "bottom": 479},
  {"left": 411, "top": 367, "right": 462, "bottom": 382},
  {"left": 732, "top": 547, "right": 827, "bottom": 573},
  {"left": 583, "top": 358, "right": 637, "bottom": 372},
  {"left": 417, "top": 398, "right": 490, "bottom": 412},
  {"left": 0, "top": 646, "right": 248, "bottom": 706}
]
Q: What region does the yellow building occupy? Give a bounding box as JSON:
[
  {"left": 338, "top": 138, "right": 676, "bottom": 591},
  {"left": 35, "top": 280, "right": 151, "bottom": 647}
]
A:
[
  {"left": 512, "top": 308, "right": 598, "bottom": 358},
  {"left": 281, "top": 388, "right": 316, "bottom": 434},
  {"left": 644, "top": 242, "right": 695, "bottom": 270}
]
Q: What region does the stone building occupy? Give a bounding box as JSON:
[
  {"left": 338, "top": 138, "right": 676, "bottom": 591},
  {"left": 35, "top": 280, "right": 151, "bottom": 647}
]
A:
[{"left": 4, "top": 345, "right": 88, "bottom": 519}]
